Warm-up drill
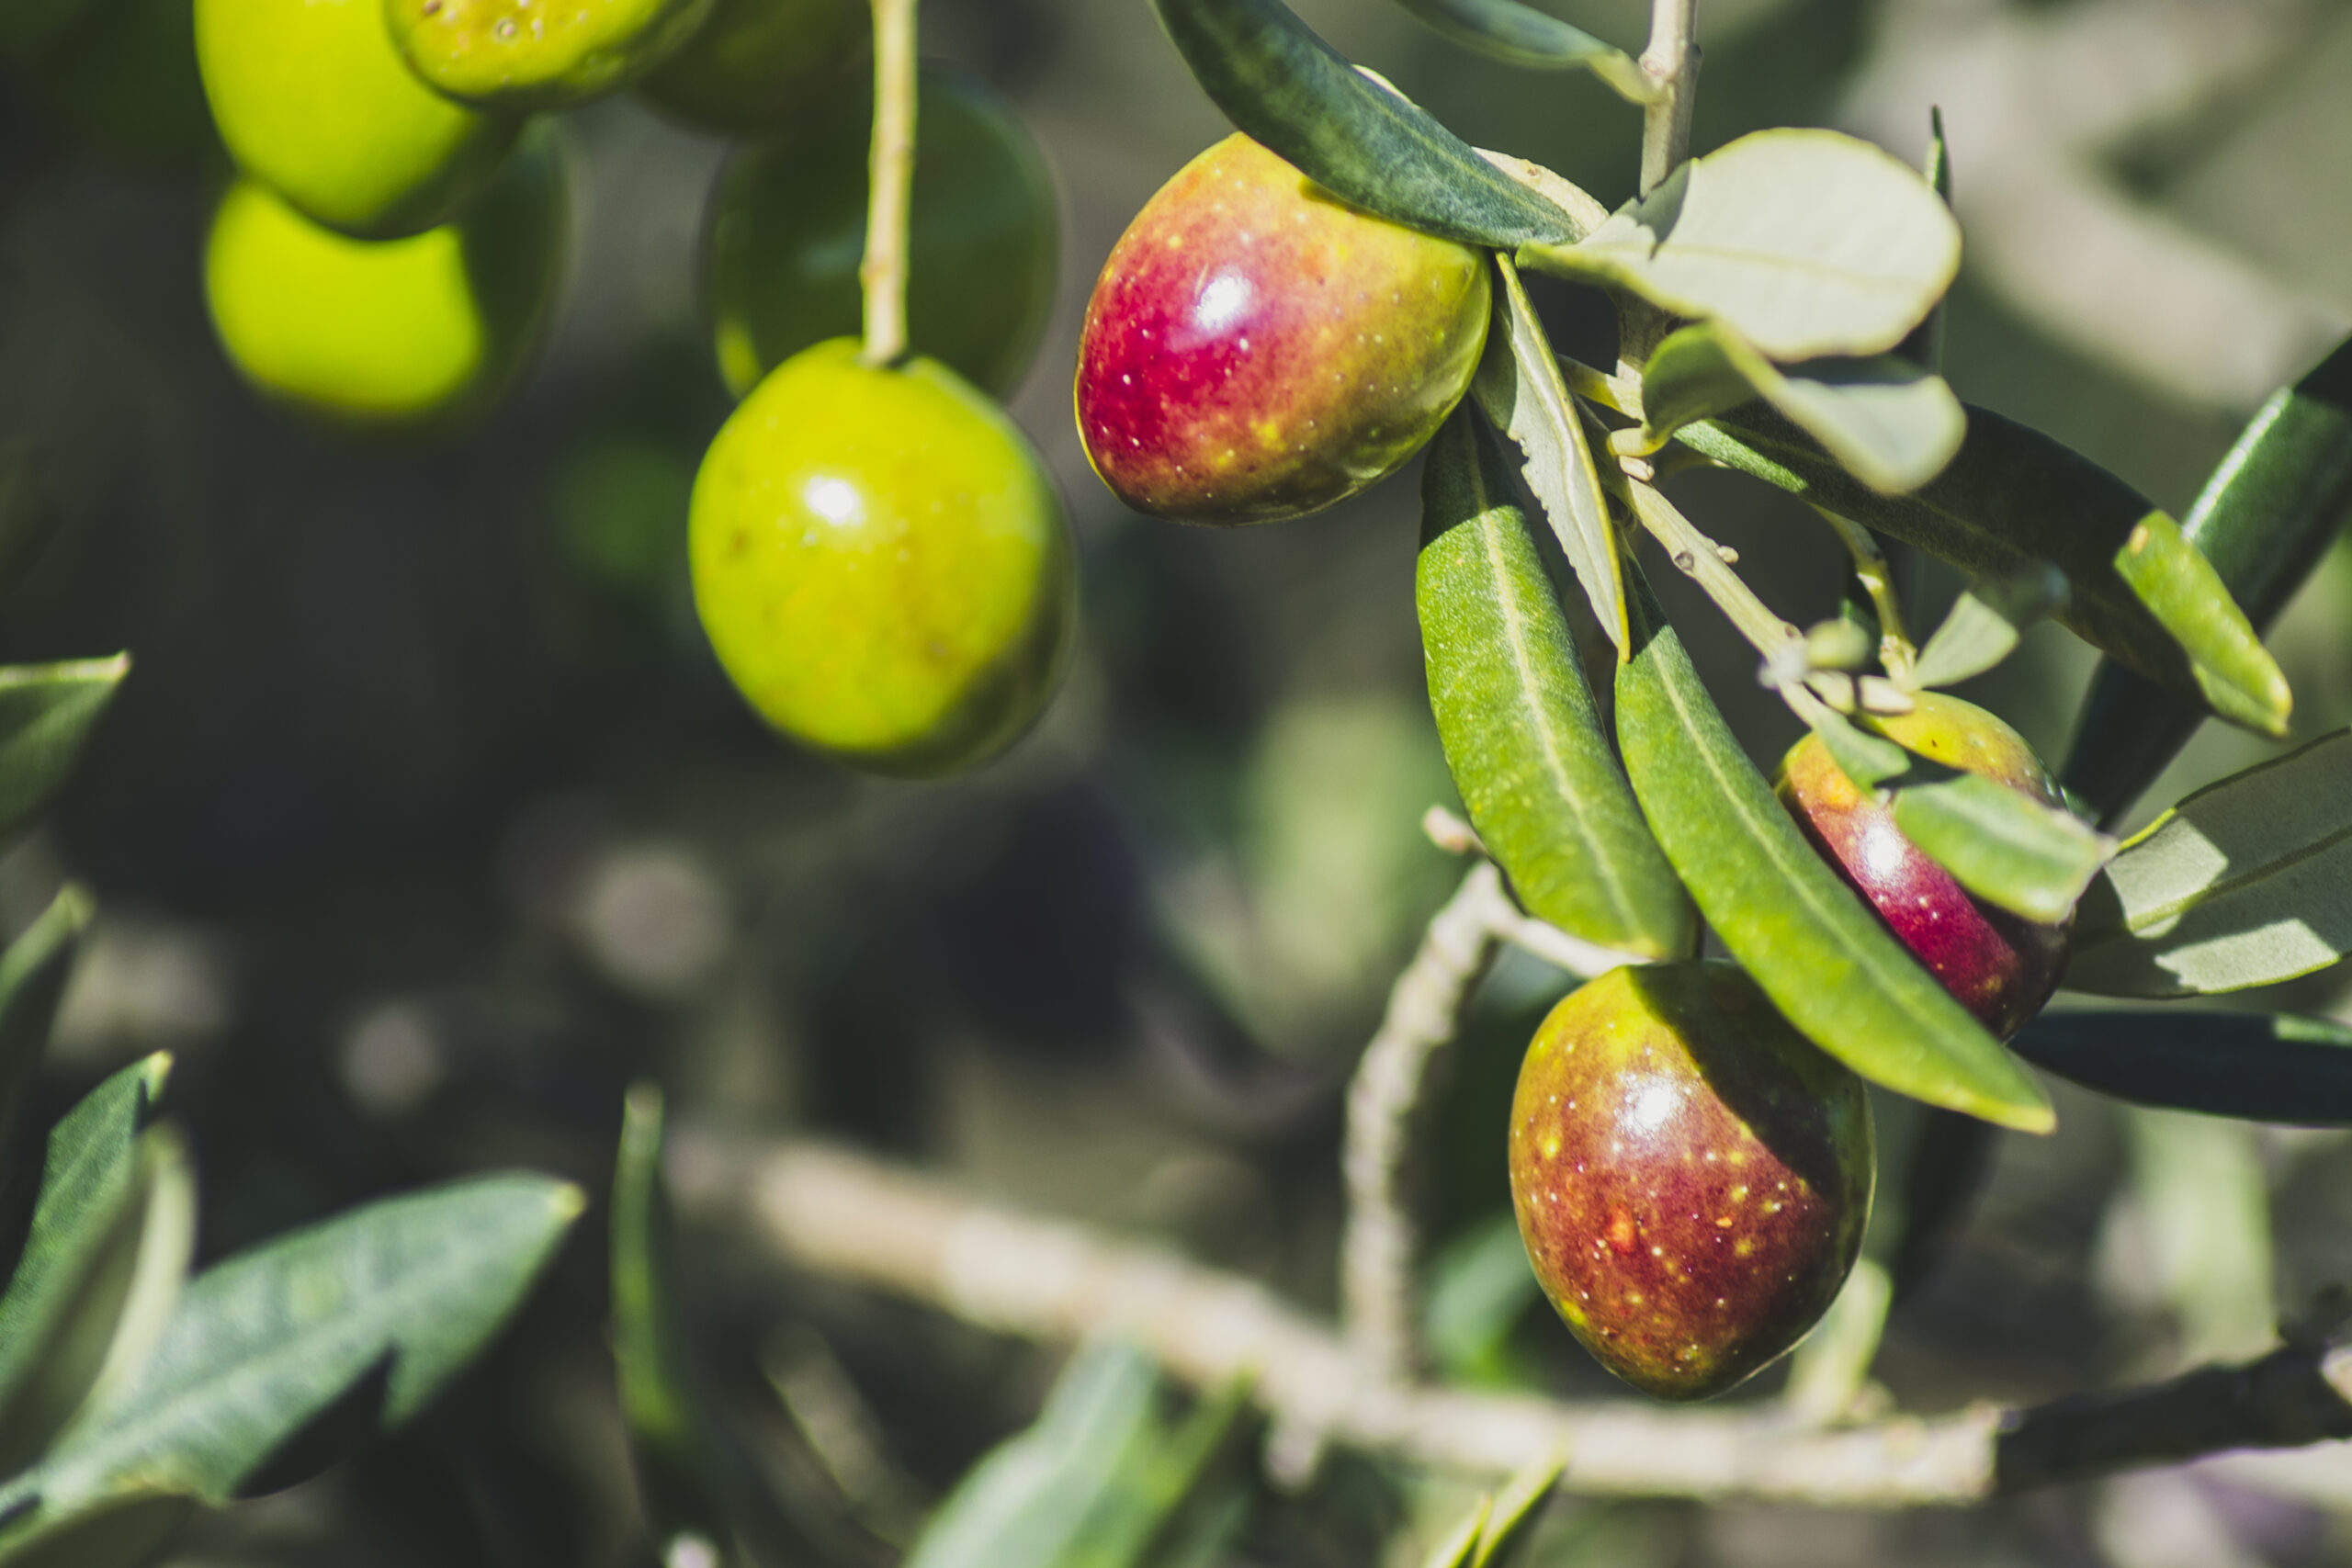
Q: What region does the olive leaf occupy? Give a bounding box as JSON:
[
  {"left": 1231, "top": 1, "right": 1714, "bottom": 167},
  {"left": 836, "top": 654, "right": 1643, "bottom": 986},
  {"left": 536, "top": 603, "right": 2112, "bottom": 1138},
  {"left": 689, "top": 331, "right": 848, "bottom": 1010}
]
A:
[
  {"left": 2011, "top": 1009, "right": 2352, "bottom": 1124},
  {"left": 1614, "top": 570, "right": 2052, "bottom": 1131},
  {"left": 1894, "top": 107, "right": 1952, "bottom": 373},
  {"left": 0, "top": 884, "right": 92, "bottom": 1164},
  {"left": 2066, "top": 728, "right": 2352, "bottom": 998},
  {"left": 1385, "top": 0, "right": 1654, "bottom": 98},
  {"left": 1634, "top": 320, "right": 1964, "bottom": 495},
  {"left": 1147, "top": 0, "right": 1580, "bottom": 248},
  {"left": 1679, "top": 404, "right": 2290, "bottom": 736},
  {"left": 0, "top": 656, "right": 130, "bottom": 843},
  {"left": 1906, "top": 563, "right": 2067, "bottom": 691},
  {"left": 1419, "top": 410, "right": 1690, "bottom": 957},
  {"left": 2064, "top": 333, "right": 2352, "bottom": 824},
  {"left": 1523, "top": 130, "right": 1961, "bottom": 360},
  {"left": 1890, "top": 774, "right": 2113, "bottom": 927},
  {"left": 1420, "top": 1213, "right": 1538, "bottom": 1385}
]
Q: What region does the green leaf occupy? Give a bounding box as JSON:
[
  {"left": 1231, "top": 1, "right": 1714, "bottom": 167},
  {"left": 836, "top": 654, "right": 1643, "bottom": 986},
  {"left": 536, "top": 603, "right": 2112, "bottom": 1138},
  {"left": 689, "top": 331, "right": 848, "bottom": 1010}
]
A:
[
  {"left": 1385, "top": 0, "right": 1652, "bottom": 96},
  {"left": 1471, "top": 1450, "right": 1562, "bottom": 1568},
  {"left": 1525, "top": 130, "right": 1960, "bottom": 360},
  {"left": 2064, "top": 335, "right": 2352, "bottom": 822},
  {"left": 0, "top": 1056, "right": 190, "bottom": 1474},
  {"left": 1418, "top": 412, "right": 1690, "bottom": 959},
  {"left": 1613, "top": 570, "right": 2052, "bottom": 1130},
  {"left": 1147, "top": 0, "right": 1579, "bottom": 248},
  {"left": 0, "top": 657, "right": 130, "bottom": 842},
  {"left": 1419, "top": 1496, "right": 1489, "bottom": 1568},
  {"left": 1471, "top": 254, "right": 1630, "bottom": 655},
  {"left": 1894, "top": 107, "right": 1951, "bottom": 373},
  {"left": 2011, "top": 1009, "right": 2352, "bottom": 1124},
  {"left": 1907, "top": 563, "right": 2067, "bottom": 691},
  {"left": 2066, "top": 729, "right": 2352, "bottom": 997},
  {"left": 0, "top": 1173, "right": 582, "bottom": 1536},
  {"left": 0, "top": 1495, "right": 190, "bottom": 1568},
  {"left": 1805, "top": 705, "right": 1910, "bottom": 793},
  {"left": 1635, "top": 321, "right": 1963, "bottom": 495},
  {"left": 1421, "top": 1213, "right": 1538, "bottom": 1385},
  {"left": 0, "top": 885, "right": 93, "bottom": 1164},
  {"left": 1678, "top": 404, "right": 2290, "bottom": 736},
  {"left": 1892, "top": 774, "right": 2113, "bottom": 926}
]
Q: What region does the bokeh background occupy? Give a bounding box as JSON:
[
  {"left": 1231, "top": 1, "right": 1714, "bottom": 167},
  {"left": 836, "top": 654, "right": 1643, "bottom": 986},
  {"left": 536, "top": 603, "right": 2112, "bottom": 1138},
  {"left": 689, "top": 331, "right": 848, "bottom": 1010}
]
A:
[{"left": 6, "top": 0, "right": 2352, "bottom": 1562}]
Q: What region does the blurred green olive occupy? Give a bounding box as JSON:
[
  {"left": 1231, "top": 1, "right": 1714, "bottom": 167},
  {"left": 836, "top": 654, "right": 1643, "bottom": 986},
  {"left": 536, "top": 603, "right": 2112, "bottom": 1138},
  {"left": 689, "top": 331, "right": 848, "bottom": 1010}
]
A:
[
  {"left": 702, "top": 66, "right": 1057, "bottom": 402},
  {"left": 25, "top": 0, "right": 214, "bottom": 170},
  {"left": 638, "top": 0, "right": 865, "bottom": 136},
  {"left": 204, "top": 126, "right": 568, "bottom": 437},
  {"left": 383, "top": 0, "right": 714, "bottom": 110},
  {"left": 198, "top": 0, "right": 518, "bottom": 239},
  {"left": 688, "top": 338, "right": 1073, "bottom": 777}
]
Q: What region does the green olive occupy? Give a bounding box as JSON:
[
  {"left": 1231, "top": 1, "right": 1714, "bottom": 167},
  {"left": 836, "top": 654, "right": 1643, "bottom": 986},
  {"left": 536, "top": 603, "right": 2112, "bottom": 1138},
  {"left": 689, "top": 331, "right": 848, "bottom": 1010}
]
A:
[
  {"left": 637, "top": 0, "right": 865, "bottom": 136},
  {"left": 702, "top": 66, "right": 1057, "bottom": 402},
  {"left": 198, "top": 0, "right": 518, "bottom": 239},
  {"left": 203, "top": 125, "right": 567, "bottom": 436},
  {"left": 383, "top": 0, "right": 714, "bottom": 110},
  {"left": 688, "top": 338, "right": 1073, "bottom": 777}
]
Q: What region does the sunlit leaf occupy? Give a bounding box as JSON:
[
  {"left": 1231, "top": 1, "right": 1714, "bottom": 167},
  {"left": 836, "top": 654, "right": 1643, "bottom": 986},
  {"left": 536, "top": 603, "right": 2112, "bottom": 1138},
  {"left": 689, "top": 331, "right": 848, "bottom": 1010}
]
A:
[
  {"left": 1613, "top": 570, "right": 2052, "bottom": 1130},
  {"left": 0, "top": 885, "right": 91, "bottom": 1165},
  {"left": 1892, "top": 774, "right": 2112, "bottom": 926},
  {"left": 1907, "top": 563, "right": 2067, "bottom": 691},
  {"left": 1678, "top": 404, "right": 2290, "bottom": 736},
  {"left": 0, "top": 656, "right": 129, "bottom": 842},
  {"left": 1804, "top": 705, "right": 1909, "bottom": 792},
  {"left": 1147, "top": 0, "right": 1579, "bottom": 247},
  {"left": 2064, "top": 333, "right": 2352, "bottom": 823},
  {"left": 1418, "top": 1496, "right": 1489, "bottom": 1568},
  {"left": 2067, "top": 729, "right": 2352, "bottom": 997},
  {"left": 1419, "top": 410, "right": 1689, "bottom": 958},
  {"left": 2012, "top": 1009, "right": 2352, "bottom": 1124},
  {"left": 1636, "top": 320, "right": 1962, "bottom": 495},
  {"left": 1472, "top": 1450, "right": 1562, "bottom": 1567},
  {"left": 1526, "top": 130, "right": 1960, "bottom": 360},
  {"left": 1386, "top": 0, "right": 1652, "bottom": 96}
]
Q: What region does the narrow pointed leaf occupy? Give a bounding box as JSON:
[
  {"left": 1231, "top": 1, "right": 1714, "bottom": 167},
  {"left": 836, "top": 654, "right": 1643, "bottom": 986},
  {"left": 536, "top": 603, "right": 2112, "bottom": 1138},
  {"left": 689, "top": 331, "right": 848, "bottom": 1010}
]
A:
[
  {"left": 1419, "top": 412, "right": 1689, "bottom": 957},
  {"left": 1636, "top": 321, "right": 1963, "bottom": 495},
  {"left": 1892, "top": 773, "right": 2113, "bottom": 925},
  {"left": 1386, "top": 0, "right": 1652, "bottom": 96},
  {"left": 1525, "top": 130, "right": 1960, "bottom": 360},
  {"left": 2011, "top": 1009, "right": 2352, "bottom": 1124},
  {"left": 1894, "top": 107, "right": 1951, "bottom": 373},
  {"left": 0, "top": 1173, "right": 582, "bottom": 1535},
  {"left": 2067, "top": 729, "right": 2352, "bottom": 997},
  {"left": 1805, "top": 705, "right": 1910, "bottom": 792},
  {"left": 1887, "top": 1109, "right": 1998, "bottom": 1302},
  {"left": 1471, "top": 1450, "right": 1562, "bottom": 1567},
  {"left": 1148, "top": 0, "right": 1579, "bottom": 248},
  {"left": 0, "top": 884, "right": 92, "bottom": 1163},
  {"left": 2064, "top": 335, "right": 2352, "bottom": 822},
  {"left": 1419, "top": 1497, "right": 1489, "bottom": 1568},
  {"left": 1908, "top": 563, "right": 2067, "bottom": 691},
  {"left": 1471, "top": 254, "right": 1628, "bottom": 654},
  {"left": 1614, "top": 571, "right": 2052, "bottom": 1130},
  {"left": 0, "top": 657, "right": 129, "bottom": 841},
  {"left": 1677, "top": 404, "right": 2290, "bottom": 735}
]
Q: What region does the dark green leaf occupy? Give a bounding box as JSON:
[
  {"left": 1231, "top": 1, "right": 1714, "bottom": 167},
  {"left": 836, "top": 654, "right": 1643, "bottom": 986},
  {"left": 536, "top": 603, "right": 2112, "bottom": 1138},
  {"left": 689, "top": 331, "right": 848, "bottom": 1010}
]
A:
[
  {"left": 1419, "top": 412, "right": 1690, "bottom": 959},
  {"left": 1894, "top": 107, "right": 1951, "bottom": 373},
  {"left": 1421, "top": 1213, "right": 1538, "bottom": 1384},
  {"left": 1385, "top": 0, "right": 1650, "bottom": 96},
  {"left": 1907, "top": 563, "right": 2067, "bottom": 691},
  {"left": 2067, "top": 728, "right": 2352, "bottom": 997},
  {"left": 0, "top": 1173, "right": 582, "bottom": 1535},
  {"left": 1613, "top": 570, "right": 2052, "bottom": 1130},
  {"left": 1147, "top": 0, "right": 1579, "bottom": 248},
  {"left": 1887, "top": 1108, "right": 1998, "bottom": 1302},
  {"left": 1892, "top": 774, "right": 2112, "bottom": 926},
  {"left": 0, "top": 657, "right": 129, "bottom": 842},
  {"left": 2011, "top": 1009, "right": 2352, "bottom": 1124},
  {"left": 1636, "top": 321, "right": 1962, "bottom": 495},
  {"left": 1473, "top": 254, "right": 1629, "bottom": 654},
  {"left": 1678, "top": 404, "right": 2290, "bottom": 735},
  {"left": 0, "top": 1056, "right": 189, "bottom": 1474},
  {"left": 1526, "top": 130, "right": 1960, "bottom": 360},
  {"left": 0, "top": 885, "right": 92, "bottom": 1165},
  {"left": 2064, "top": 334, "right": 2352, "bottom": 823}
]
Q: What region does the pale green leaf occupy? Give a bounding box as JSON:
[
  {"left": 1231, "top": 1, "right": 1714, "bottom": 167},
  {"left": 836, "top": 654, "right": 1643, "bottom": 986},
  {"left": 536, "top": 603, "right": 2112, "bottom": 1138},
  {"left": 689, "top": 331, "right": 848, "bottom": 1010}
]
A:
[
  {"left": 1893, "top": 773, "right": 2113, "bottom": 926},
  {"left": 1779, "top": 1258, "right": 1891, "bottom": 1427},
  {"left": 0, "top": 657, "right": 129, "bottom": 842},
  {"left": 1419, "top": 1496, "right": 1489, "bottom": 1568},
  {"left": 2067, "top": 729, "right": 2352, "bottom": 997},
  {"left": 1908, "top": 563, "right": 2067, "bottom": 690},
  {"left": 1526, "top": 130, "right": 1961, "bottom": 360},
  {"left": 1806, "top": 705, "right": 1909, "bottom": 792},
  {"left": 0, "top": 885, "right": 92, "bottom": 1166},
  {"left": 1472, "top": 1450, "right": 1563, "bottom": 1567},
  {"left": 1387, "top": 0, "right": 1654, "bottom": 97},
  {"left": 1470, "top": 254, "right": 1629, "bottom": 655}
]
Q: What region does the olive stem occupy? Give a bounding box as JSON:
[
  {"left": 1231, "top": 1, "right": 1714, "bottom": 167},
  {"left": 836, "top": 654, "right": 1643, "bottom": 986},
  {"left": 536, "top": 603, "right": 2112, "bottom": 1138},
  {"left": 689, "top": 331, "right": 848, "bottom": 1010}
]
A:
[
  {"left": 858, "top": 0, "right": 920, "bottom": 369},
  {"left": 1623, "top": 478, "right": 1804, "bottom": 676},
  {"left": 1636, "top": 0, "right": 1700, "bottom": 197},
  {"left": 1815, "top": 508, "right": 1917, "bottom": 682}
]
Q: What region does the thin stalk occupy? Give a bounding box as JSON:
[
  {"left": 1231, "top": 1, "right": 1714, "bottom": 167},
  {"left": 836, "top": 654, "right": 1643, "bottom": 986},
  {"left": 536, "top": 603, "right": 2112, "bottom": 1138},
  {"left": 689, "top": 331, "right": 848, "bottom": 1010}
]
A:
[
  {"left": 1624, "top": 478, "right": 1801, "bottom": 671},
  {"left": 1815, "top": 508, "right": 1917, "bottom": 682},
  {"left": 1637, "top": 0, "right": 1700, "bottom": 197},
  {"left": 858, "top": 0, "right": 920, "bottom": 368}
]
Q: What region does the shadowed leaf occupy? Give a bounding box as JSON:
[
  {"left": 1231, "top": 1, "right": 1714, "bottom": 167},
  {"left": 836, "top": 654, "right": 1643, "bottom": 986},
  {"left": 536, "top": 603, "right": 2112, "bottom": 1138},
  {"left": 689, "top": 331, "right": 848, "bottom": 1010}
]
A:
[
  {"left": 1386, "top": 0, "right": 1651, "bottom": 96},
  {"left": 0, "top": 657, "right": 129, "bottom": 843},
  {"left": 2012, "top": 1009, "right": 2352, "bottom": 1124},
  {"left": 0, "top": 886, "right": 92, "bottom": 1169}
]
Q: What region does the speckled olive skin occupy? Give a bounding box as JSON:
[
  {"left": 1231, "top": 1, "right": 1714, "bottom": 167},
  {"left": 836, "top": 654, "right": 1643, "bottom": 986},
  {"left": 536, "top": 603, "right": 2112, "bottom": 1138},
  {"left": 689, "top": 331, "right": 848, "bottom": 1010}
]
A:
[
  {"left": 385, "top": 0, "right": 715, "bottom": 110},
  {"left": 1509, "top": 962, "right": 1873, "bottom": 1401},
  {"left": 689, "top": 339, "right": 1075, "bottom": 778},
  {"left": 1074, "top": 133, "right": 1489, "bottom": 525},
  {"left": 1776, "top": 694, "right": 2074, "bottom": 1042}
]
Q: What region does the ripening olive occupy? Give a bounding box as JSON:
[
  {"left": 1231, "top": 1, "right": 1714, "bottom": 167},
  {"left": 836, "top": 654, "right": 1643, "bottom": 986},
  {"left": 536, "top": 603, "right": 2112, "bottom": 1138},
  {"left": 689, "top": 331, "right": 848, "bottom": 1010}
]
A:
[
  {"left": 198, "top": 0, "right": 518, "bottom": 239},
  {"left": 688, "top": 338, "right": 1074, "bottom": 777},
  {"left": 1509, "top": 961, "right": 1874, "bottom": 1402},
  {"left": 203, "top": 125, "right": 566, "bottom": 436},
  {"left": 383, "top": 0, "right": 713, "bottom": 110},
  {"left": 1075, "top": 133, "right": 1490, "bottom": 525},
  {"left": 700, "top": 66, "right": 1057, "bottom": 402},
  {"left": 1776, "top": 693, "right": 2074, "bottom": 1042},
  {"left": 637, "top": 0, "right": 864, "bottom": 135}
]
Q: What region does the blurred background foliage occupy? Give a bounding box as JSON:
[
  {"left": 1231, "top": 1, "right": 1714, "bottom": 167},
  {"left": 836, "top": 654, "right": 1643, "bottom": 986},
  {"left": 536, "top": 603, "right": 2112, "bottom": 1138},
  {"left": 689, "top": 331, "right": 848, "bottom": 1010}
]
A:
[{"left": 6, "top": 0, "right": 2352, "bottom": 1562}]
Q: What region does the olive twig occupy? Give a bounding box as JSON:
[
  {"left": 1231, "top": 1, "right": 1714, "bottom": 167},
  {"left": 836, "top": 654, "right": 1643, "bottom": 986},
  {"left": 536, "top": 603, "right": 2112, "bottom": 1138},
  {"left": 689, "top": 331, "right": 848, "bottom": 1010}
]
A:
[
  {"left": 1623, "top": 478, "right": 1804, "bottom": 677},
  {"left": 1814, "top": 508, "right": 1916, "bottom": 682},
  {"left": 1421, "top": 807, "right": 1664, "bottom": 979},
  {"left": 1636, "top": 0, "right": 1700, "bottom": 197},
  {"left": 857, "top": 0, "right": 920, "bottom": 368}
]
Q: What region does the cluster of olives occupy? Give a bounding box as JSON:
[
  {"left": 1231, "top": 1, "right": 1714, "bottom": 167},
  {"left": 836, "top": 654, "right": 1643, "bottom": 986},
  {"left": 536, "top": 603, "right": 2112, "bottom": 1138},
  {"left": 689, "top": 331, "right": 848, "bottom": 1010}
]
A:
[
  {"left": 191, "top": 0, "right": 1074, "bottom": 777},
  {"left": 1076, "top": 139, "right": 2075, "bottom": 1399}
]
